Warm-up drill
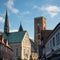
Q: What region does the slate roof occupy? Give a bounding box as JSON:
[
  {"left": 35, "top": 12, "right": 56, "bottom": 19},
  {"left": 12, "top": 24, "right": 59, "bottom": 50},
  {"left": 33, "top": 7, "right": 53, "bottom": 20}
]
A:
[{"left": 2, "top": 31, "right": 26, "bottom": 43}]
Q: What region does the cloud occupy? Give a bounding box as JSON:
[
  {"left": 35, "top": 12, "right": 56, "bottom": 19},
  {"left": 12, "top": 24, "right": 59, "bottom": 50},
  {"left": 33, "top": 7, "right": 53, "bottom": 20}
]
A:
[
  {"left": 33, "top": 5, "right": 60, "bottom": 18},
  {"left": 41, "top": 5, "right": 60, "bottom": 17},
  {"left": 48, "top": 12, "right": 57, "bottom": 18},
  {"left": 5, "top": 0, "right": 19, "bottom": 14},
  {"left": 0, "top": 16, "right": 4, "bottom": 23},
  {"left": 10, "top": 29, "right": 18, "bottom": 32}
]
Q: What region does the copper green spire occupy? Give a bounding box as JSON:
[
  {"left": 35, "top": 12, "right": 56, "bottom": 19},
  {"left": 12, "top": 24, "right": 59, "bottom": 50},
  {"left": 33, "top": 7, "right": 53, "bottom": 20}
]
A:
[
  {"left": 19, "top": 23, "right": 23, "bottom": 31},
  {"left": 4, "top": 10, "right": 9, "bottom": 33}
]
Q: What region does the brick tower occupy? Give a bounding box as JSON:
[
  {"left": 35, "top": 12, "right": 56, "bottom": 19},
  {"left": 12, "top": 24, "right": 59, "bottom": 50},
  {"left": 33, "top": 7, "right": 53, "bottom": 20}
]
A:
[{"left": 34, "top": 16, "right": 46, "bottom": 51}]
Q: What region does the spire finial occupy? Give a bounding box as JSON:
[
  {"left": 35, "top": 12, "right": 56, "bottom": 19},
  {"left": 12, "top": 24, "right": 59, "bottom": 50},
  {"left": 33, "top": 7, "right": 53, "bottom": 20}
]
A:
[{"left": 18, "top": 22, "right": 23, "bottom": 32}]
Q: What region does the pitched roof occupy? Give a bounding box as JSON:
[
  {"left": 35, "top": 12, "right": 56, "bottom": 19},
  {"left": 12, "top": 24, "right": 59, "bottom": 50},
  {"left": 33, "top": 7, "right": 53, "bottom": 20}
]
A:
[
  {"left": 2, "top": 31, "right": 26, "bottom": 43},
  {"left": 47, "top": 22, "right": 60, "bottom": 40}
]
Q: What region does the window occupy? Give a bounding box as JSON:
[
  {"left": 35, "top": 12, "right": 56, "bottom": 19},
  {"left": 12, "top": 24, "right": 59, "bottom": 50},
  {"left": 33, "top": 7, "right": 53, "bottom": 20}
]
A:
[
  {"left": 56, "top": 34, "right": 58, "bottom": 45},
  {"left": 56, "top": 32, "right": 60, "bottom": 45},
  {"left": 37, "top": 26, "right": 40, "bottom": 33},
  {"left": 46, "top": 43, "right": 50, "bottom": 52},
  {"left": 16, "top": 48, "right": 18, "bottom": 57},
  {"left": 52, "top": 37, "right": 55, "bottom": 47},
  {"left": 50, "top": 40, "right": 52, "bottom": 48},
  {"left": 38, "top": 35, "right": 40, "bottom": 39}
]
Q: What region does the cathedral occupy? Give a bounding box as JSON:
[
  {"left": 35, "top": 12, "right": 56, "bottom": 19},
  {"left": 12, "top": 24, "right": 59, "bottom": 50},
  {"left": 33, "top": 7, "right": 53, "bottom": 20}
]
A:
[{"left": 1, "top": 10, "right": 31, "bottom": 60}]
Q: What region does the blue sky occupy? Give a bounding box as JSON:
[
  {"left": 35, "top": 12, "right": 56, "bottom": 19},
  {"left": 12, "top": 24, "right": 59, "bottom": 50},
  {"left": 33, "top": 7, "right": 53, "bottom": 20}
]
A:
[{"left": 0, "top": 0, "right": 60, "bottom": 40}]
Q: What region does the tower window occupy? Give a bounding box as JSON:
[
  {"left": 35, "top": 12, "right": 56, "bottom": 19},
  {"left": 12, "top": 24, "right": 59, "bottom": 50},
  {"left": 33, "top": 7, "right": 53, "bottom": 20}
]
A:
[
  {"left": 37, "top": 26, "right": 40, "bottom": 33},
  {"left": 38, "top": 35, "right": 40, "bottom": 39}
]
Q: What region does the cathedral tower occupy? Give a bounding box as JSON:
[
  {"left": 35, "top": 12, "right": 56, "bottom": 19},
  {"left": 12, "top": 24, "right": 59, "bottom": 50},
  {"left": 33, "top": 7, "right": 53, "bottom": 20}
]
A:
[
  {"left": 4, "top": 10, "right": 9, "bottom": 34},
  {"left": 34, "top": 16, "right": 46, "bottom": 50}
]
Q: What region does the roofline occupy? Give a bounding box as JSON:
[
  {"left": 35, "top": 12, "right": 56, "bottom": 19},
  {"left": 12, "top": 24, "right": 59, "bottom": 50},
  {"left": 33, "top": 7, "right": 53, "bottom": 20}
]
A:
[
  {"left": 9, "top": 30, "right": 27, "bottom": 33},
  {"left": 34, "top": 16, "right": 46, "bottom": 20},
  {"left": 41, "top": 30, "right": 52, "bottom": 31},
  {"left": 47, "top": 22, "right": 60, "bottom": 43},
  {"left": 29, "top": 38, "right": 35, "bottom": 44}
]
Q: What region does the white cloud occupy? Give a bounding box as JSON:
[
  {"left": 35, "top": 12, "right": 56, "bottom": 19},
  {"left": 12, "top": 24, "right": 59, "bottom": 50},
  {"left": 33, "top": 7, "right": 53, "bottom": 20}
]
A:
[
  {"left": 11, "top": 8, "right": 19, "bottom": 14},
  {"left": 41, "top": 5, "right": 60, "bottom": 17},
  {"left": 0, "top": 16, "right": 4, "bottom": 23},
  {"left": 48, "top": 12, "right": 57, "bottom": 18},
  {"left": 10, "top": 29, "right": 18, "bottom": 32},
  {"left": 5, "top": 0, "right": 19, "bottom": 14},
  {"left": 33, "top": 5, "right": 60, "bottom": 18},
  {"left": 43, "top": 5, "right": 60, "bottom": 12}
]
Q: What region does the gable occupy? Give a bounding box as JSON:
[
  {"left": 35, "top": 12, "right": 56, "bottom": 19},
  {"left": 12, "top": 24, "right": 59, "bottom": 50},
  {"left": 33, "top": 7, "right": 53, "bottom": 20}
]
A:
[{"left": 22, "top": 32, "right": 31, "bottom": 46}]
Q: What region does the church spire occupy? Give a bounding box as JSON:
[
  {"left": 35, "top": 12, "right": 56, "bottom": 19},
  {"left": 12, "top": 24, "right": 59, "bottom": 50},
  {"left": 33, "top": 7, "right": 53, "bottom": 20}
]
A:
[
  {"left": 18, "top": 23, "right": 23, "bottom": 32},
  {"left": 4, "top": 10, "right": 9, "bottom": 33}
]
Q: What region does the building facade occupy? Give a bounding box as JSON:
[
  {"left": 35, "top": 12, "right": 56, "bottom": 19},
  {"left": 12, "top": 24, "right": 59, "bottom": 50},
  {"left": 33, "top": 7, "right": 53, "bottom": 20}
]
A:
[
  {"left": 0, "top": 34, "right": 13, "bottom": 60},
  {"left": 45, "top": 23, "right": 60, "bottom": 60},
  {"left": 8, "top": 31, "right": 31, "bottom": 60}
]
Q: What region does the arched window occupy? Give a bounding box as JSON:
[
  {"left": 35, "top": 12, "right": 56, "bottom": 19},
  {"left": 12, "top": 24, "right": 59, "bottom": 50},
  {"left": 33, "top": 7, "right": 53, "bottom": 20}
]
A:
[{"left": 16, "top": 48, "right": 18, "bottom": 57}]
